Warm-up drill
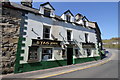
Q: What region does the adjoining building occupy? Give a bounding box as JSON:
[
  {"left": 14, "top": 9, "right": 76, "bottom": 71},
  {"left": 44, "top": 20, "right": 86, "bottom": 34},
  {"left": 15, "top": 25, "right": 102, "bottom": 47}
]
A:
[{"left": 1, "top": 0, "right": 103, "bottom": 74}]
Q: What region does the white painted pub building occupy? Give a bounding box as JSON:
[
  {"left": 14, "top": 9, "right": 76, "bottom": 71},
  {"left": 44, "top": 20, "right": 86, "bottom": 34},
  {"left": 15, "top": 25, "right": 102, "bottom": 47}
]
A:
[{"left": 7, "top": 1, "right": 102, "bottom": 73}]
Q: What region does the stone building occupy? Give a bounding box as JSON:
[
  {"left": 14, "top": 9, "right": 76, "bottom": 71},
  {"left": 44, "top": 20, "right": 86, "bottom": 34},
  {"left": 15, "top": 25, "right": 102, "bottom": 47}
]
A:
[
  {"left": 1, "top": 1, "right": 22, "bottom": 74},
  {"left": 1, "top": 1, "right": 102, "bottom": 74}
]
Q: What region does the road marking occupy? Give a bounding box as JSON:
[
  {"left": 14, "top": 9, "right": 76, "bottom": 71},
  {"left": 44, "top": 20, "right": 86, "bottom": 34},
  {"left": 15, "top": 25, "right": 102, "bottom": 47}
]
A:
[{"left": 32, "top": 55, "right": 114, "bottom": 80}]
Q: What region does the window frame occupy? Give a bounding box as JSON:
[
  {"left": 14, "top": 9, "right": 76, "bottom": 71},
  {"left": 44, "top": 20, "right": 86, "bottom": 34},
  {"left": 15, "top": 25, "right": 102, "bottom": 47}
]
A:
[
  {"left": 83, "top": 20, "right": 86, "bottom": 27},
  {"left": 62, "top": 49, "right": 66, "bottom": 57},
  {"left": 43, "top": 25, "right": 51, "bottom": 39},
  {"left": 86, "top": 49, "right": 91, "bottom": 57},
  {"left": 66, "top": 15, "right": 71, "bottom": 22},
  {"left": 41, "top": 48, "right": 53, "bottom": 61},
  {"left": 44, "top": 8, "right": 51, "bottom": 17},
  {"left": 85, "top": 33, "right": 88, "bottom": 43},
  {"left": 27, "top": 46, "right": 39, "bottom": 62},
  {"left": 67, "top": 30, "right": 72, "bottom": 41},
  {"left": 75, "top": 49, "right": 79, "bottom": 56}
]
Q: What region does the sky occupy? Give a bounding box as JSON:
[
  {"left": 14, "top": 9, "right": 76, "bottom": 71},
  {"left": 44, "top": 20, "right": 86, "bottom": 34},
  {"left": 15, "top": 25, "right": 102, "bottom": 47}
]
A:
[{"left": 9, "top": 0, "right": 118, "bottom": 40}]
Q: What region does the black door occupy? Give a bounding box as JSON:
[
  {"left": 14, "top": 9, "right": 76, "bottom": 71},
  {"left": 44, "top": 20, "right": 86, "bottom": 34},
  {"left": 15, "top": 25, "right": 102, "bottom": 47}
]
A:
[{"left": 67, "top": 48, "right": 73, "bottom": 65}]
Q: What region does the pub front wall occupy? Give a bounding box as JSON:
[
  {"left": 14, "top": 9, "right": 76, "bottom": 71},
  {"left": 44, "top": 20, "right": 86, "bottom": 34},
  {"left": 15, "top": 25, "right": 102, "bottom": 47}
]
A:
[{"left": 19, "top": 12, "right": 99, "bottom": 64}]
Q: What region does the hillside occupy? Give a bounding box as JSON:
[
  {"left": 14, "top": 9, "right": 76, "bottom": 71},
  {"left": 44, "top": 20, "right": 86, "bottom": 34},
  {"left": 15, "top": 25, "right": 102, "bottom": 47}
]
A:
[{"left": 102, "top": 37, "right": 120, "bottom": 49}]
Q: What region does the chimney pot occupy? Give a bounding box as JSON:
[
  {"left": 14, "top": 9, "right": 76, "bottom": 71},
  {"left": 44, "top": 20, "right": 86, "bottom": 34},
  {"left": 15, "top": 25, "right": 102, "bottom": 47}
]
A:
[
  {"left": 21, "top": 0, "right": 33, "bottom": 8},
  {"left": 2, "top": 0, "right": 10, "bottom": 5}
]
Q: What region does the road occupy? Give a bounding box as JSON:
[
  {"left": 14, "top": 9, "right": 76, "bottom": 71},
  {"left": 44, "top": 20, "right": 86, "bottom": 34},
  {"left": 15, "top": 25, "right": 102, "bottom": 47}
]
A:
[{"left": 49, "top": 49, "right": 119, "bottom": 78}]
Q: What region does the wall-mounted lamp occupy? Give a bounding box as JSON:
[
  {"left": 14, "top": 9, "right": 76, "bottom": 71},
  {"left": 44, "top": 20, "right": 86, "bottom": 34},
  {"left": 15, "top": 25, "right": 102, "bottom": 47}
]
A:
[{"left": 31, "top": 28, "right": 39, "bottom": 36}]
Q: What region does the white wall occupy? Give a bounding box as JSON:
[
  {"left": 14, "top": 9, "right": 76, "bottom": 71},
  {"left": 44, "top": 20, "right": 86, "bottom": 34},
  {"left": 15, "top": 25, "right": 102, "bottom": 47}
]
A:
[
  {"left": 76, "top": 19, "right": 84, "bottom": 25},
  {"left": 20, "top": 12, "right": 98, "bottom": 64}
]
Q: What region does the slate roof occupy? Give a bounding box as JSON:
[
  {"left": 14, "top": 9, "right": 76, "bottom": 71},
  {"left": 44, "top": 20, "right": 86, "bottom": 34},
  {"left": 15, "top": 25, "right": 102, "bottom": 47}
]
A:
[
  {"left": 2, "top": 2, "right": 98, "bottom": 30},
  {"left": 55, "top": 15, "right": 62, "bottom": 20}
]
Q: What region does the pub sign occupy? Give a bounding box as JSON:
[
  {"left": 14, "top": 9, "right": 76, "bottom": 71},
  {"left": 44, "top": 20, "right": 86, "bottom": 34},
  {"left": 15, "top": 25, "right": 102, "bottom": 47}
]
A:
[
  {"left": 32, "top": 39, "right": 61, "bottom": 47},
  {"left": 82, "top": 43, "right": 95, "bottom": 48}
]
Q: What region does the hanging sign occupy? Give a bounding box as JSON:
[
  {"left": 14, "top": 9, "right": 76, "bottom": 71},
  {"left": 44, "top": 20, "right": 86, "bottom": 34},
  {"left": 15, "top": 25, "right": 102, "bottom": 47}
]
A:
[{"left": 82, "top": 43, "right": 95, "bottom": 48}]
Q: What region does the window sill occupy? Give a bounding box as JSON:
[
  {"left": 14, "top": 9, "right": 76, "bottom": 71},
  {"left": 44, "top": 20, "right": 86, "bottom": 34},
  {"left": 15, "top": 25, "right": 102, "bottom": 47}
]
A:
[
  {"left": 41, "top": 59, "right": 55, "bottom": 61},
  {"left": 62, "top": 55, "right": 66, "bottom": 57},
  {"left": 43, "top": 38, "right": 52, "bottom": 40},
  {"left": 75, "top": 55, "right": 79, "bottom": 57},
  {"left": 27, "top": 59, "right": 39, "bottom": 63}
]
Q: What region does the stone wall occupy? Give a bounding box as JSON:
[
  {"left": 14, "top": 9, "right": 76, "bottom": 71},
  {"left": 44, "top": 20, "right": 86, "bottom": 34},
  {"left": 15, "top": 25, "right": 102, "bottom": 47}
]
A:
[{"left": 1, "top": 7, "right": 22, "bottom": 74}]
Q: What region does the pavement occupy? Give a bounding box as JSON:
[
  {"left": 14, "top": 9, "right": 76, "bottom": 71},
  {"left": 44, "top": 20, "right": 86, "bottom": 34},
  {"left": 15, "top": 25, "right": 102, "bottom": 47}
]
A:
[{"left": 1, "top": 49, "right": 115, "bottom": 79}]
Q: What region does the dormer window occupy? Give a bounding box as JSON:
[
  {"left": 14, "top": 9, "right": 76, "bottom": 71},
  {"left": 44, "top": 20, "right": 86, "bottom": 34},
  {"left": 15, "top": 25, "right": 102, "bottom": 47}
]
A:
[
  {"left": 82, "top": 16, "right": 89, "bottom": 27},
  {"left": 44, "top": 8, "right": 51, "bottom": 17},
  {"left": 83, "top": 20, "right": 86, "bottom": 27},
  {"left": 39, "top": 2, "right": 55, "bottom": 17},
  {"left": 61, "top": 10, "right": 74, "bottom": 22},
  {"left": 66, "top": 15, "right": 71, "bottom": 22}
]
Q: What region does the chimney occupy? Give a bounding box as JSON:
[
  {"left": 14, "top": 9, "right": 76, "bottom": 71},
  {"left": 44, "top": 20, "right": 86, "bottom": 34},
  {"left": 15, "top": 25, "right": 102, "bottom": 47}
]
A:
[
  {"left": 2, "top": 0, "right": 10, "bottom": 5},
  {"left": 75, "top": 13, "right": 83, "bottom": 21},
  {"left": 21, "top": 0, "right": 33, "bottom": 8}
]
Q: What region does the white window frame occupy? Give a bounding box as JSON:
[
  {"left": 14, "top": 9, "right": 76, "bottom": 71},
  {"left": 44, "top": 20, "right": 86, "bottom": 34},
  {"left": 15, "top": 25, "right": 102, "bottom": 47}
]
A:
[
  {"left": 43, "top": 25, "right": 51, "bottom": 40},
  {"left": 27, "top": 46, "right": 39, "bottom": 62},
  {"left": 66, "top": 15, "right": 71, "bottom": 22},
  {"left": 85, "top": 33, "right": 89, "bottom": 43},
  {"left": 44, "top": 8, "right": 51, "bottom": 17},
  {"left": 41, "top": 47, "right": 54, "bottom": 61},
  {"left": 67, "top": 30, "right": 73, "bottom": 41},
  {"left": 86, "top": 49, "right": 91, "bottom": 57}
]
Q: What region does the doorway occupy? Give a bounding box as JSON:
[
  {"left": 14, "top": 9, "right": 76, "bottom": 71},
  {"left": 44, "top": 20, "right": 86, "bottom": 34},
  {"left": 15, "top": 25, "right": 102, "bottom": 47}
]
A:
[{"left": 67, "top": 48, "right": 73, "bottom": 65}]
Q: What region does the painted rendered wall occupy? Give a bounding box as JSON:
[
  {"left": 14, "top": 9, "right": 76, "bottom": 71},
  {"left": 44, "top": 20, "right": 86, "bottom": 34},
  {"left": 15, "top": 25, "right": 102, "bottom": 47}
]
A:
[
  {"left": 76, "top": 19, "right": 84, "bottom": 25},
  {"left": 20, "top": 12, "right": 99, "bottom": 64}
]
